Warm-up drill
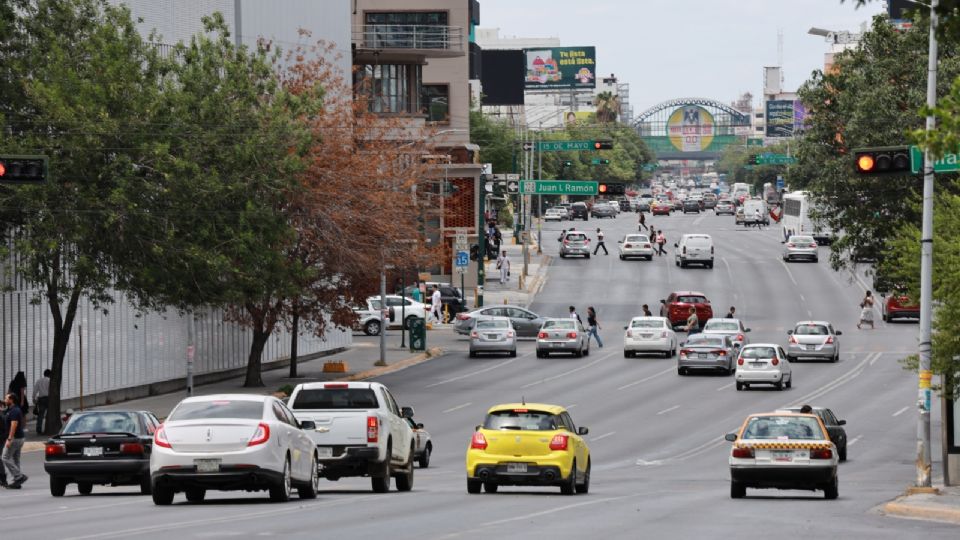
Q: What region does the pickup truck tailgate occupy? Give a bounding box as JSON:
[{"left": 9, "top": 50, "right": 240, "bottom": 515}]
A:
[{"left": 295, "top": 410, "right": 372, "bottom": 445}]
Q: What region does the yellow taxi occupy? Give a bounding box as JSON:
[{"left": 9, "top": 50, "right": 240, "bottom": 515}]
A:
[{"left": 465, "top": 403, "right": 590, "bottom": 495}]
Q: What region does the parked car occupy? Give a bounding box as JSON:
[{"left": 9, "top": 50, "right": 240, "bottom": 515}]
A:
[
  {"left": 786, "top": 321, "right": 841, "bottom": 362},
  {"left": 623, "top": 316, "right": 676, "bottom": 358},
  {"left": 455, "top": 305, "right": 546, "bottom": 337},
  {"left": 536, "top": 318, "right": 590, "bottom": 358},
  {"left": 404, "top": 283, "right": 466, "bottom": 315},
  {"left": 678, "top": 333, "right": 737, "bottom": 375},
  {"left": 150, "top": 394, "right": 320, "bottom": 504},
  {"left": 568, "top": 202, "right": 589, "bottom": 221},
  {"left": 559, "top": 231, "right": 591, "bottom": 258},
  {"left": 674, "top": 234, "right": 714, "bottom": 268},
  {"left": 778, "top": 406, "right": 848, "bottom": 461},
  {"left": 288, "top": 382, "right": 415, "bottom": 493},
  {"left": 469, "top": 316, "right": 518, "bottom": 357},
  {"left": 618, "top": 233, "right": 655, "bottom": 260},
  {"left": 45, "top": 410, "right": 161, "bottom": 497},
  {"left": 660, "top": 291, "right": 714, "bottom": 329},
  {"left": 882, "top": 292, "right": 920, "bottom": 322},
  {"left": 783, "top": 235, "right": 819, "bottom": 263},
  {"left": 735, "top": 344, "right": 792, "bottom": 391},
  {"left": 354, "top": 295, "right": 428, "bottom": 336}
]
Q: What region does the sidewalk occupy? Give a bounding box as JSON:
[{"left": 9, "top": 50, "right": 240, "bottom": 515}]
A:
[
  {"left": 879, "top": 485, "right": 960, "bottom": 525},
  {"left": 471, "top": 227, "right": 549, "bottom": 309}
]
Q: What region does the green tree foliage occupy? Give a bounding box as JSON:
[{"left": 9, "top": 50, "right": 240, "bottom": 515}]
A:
[
  {"left": 539, "top": 123, "right": 653, "bottom": 184},
  {"left": 716, "top": 142, "right": 792, "bottom": 194},
  {"left": 469, "top": 109, "right": 516, "bottom": 174}
]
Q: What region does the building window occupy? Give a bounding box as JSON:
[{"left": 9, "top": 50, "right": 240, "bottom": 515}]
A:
[
  {"left": 421, "top": 84, "right": 449, "bottom": 123},
  {"left": 364, "top": 12, "right": 449, "bottom": 49},
  {"left": 353, "top": 63, "right": 422, "bottom": 114}
]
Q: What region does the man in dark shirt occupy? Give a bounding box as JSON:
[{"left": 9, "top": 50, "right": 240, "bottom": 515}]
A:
[
  {"left": 0, "top": 400, "right": 7, "bottom": 487},
  {"left": 2, "top": 392, "right": 28, "bottom": 489}
]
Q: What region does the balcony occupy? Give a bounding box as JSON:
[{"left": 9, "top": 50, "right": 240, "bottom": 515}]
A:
[{"left": 353, "top": 25, "right": 465, "bottom": 58}]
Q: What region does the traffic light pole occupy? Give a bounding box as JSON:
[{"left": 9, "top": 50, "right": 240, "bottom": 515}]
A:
[
  {"left": 477, "top": 179, "right": 486, "bottom": 308},
  {"left": 917, "top": 0, "right": 938, "bottom": 489}
]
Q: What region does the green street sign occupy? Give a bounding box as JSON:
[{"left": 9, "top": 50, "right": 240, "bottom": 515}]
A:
[
  {"left": 746, "top": 138, "right": 764, "bottom": 147},
  {"left": 910, "top": 145, "right": 960, "bottom": 173},
  {"left": 641, "top": 164, "right": 659, "bottom": 171},
  {"left": 537, "top": 140, "right": 594, "bottom": 152},
  {"left": 521, "top": 180, "right": 598, "bottom": 195},
  {"left": 590, "top": 158, "right": 610, "bottom": 165},
  {"left": 755, "top": 153, "right": 796, "bottom": 165}
]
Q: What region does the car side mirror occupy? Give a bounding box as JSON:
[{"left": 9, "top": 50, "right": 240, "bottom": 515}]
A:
[
  {"left": 660, "top": 299, "right": 666, "bottom": 304},
  {"left": 475, "top": 424, "right": 482, "bottom": 431},
  {"left": 623, "top": 326, "right": 628, "bottom": 330},
  {"left": 673, "top": 243, "right": 678, "bottom": 247},
  {"left": 837, "top": 420, "right": 846, "bottom": 426},
  {"left": 299, "top": 420, "right": 316, "bottom": 431},
  {"left": 724, "top": 433, "right": 737, "bottom": 442},
  {"left": 835, "top": 331, "right": 843, "bottom": 336},
  {"left": 416, "top": 423, "right": 424, "bottom": 429},
  {"left": 744, "top": 328, "right": 751, "bottom": 333},
  {"left": 618, "top": 240, "right": 623, "bottom": 243},
  {"left": 401, "top": 406, "right": 415, "bottom": 419},
  {"left": 787, "top": 330, "right": 793, "bottom": 335},
  {"left": 578, "top": 426, "right": 589, "bottom": 436}
]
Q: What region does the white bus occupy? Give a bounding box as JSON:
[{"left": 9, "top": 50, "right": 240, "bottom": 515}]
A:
[{"left": 781, "top": 191, "right": 834, "bottom": 244}]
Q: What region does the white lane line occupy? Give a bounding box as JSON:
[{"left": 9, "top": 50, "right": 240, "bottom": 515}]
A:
[
  {"left": 799, "top": 294, "right": 806, "bottom": 302},
  {"left": 870, "top": 353, "right": 882, "bottom": 366},
  {"left": 778, "top": 259, "right": 800, "bottom": 287},
  {"left": 616, "top": 366, "right": 675, "bottom": 391},
  {"left": 807, "top": 310, "right": 813, "bottom": 318},
  {"left": 442, "top": 402, "right": 473, "bottom": 414},
  {"left": 848, "top": 435, "right": 863, "bottom": 446},
  {"left": 892, "top": 406, "right": 910, "bottom": 417},
  {"left": 520, "top": 352, "right": 611, "bottom": 388},
  {"left": 787, "top": 351, "right": 880, "bottom": 407},
  {"left": 656, "top": 405, "right": 680, "bottom": 415},
  {"left": 425, "top": 357, "right": 520, "bottom": 388},
  {"left": 716, "top": 382, "right": 734, "bottom": 391},
  {"left": 566, "top": 403, "right": 578, "bottom": 409},
  {"left": 440, "top": 495, "right": 637, "bottom": 538},
  {"left": 591, "top": 431, "right": 616, "bottom": 442}
]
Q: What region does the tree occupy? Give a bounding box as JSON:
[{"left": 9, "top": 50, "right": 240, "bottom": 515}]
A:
[
  {"left": 0, "top": 0, "right": 164, "bottom": 433},
  {"left": 716, "top": 142, "right": 792, "bottom": 193},
  {"left": 470, "top": 109, "right": 517, "bottom": 173},
  {"left": 595, "top": 91, "right": 621, "bottom": 123}
]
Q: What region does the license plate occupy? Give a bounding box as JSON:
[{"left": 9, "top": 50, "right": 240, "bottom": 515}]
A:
[
  {"left": 83, "top": 446, "right": 103, "bottom": 457},
  {"left": 316, "top": 446, "right": 333, "bottom": 458},
  {"left": 698, "top": 353, "right": 707, "bottom": 359},
  {"left": 506, "top": 463, "right": 528, "bottom": 473},
  {"left": 194, "top": 458, "right": 221, "bottom": 473},
  {"left": 806, "top": 345, "right": 816, "bottom": 350},
  {"left": 772, "top": 451, "right": 794, "bottom": 462},
  {"left": 487, "top": 334, "right": 500, "bottom": 340},
  {"left": 640, "top": 333, "right": 653, "bottom": 339},
  {"left": 750, "top": 362, "right": 765, "bottom": 367}
]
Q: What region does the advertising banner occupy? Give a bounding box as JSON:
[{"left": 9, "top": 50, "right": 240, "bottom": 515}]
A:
[
  {"left": 766, "top": 100, "right": 795, "bottom": 138},
  {"left": 667, "top": 106, "right": 715, "bottom": 152},
  {"left": 524, "top": 46, "right": 596, "bottom": 90}
]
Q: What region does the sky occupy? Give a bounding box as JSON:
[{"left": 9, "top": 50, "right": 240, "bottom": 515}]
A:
[{"left": 481, "top": 0, "right": 887, "bottom": 113}]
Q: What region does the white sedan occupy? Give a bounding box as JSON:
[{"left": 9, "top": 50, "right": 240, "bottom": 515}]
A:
[
  {"left": 623, "top": 316, "right": 677, "bottom": 358},
  {"left": 618, "top": 234, "right": 655, "bottom": 260},
  {"left": 150, "top": 394, "right": 319, "bottom": 505},
  {"left": 544, "top": 208, "right": 567, "bottom": 221}
]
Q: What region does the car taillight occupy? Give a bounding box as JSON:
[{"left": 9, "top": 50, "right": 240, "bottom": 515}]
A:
[
  {"left": 456, "top": 313, "right": 471, "bottom": 321},
  {"left": 711, "top": 246, "right": 714, "bottom": 254},
  {"left": 155, "top": 426, "right": 172, "bottom": 449},
  {"left": 811, "top": 448, "right": 833, "bottom": 459},
  {"left": 771, "top": 358, "right": 780, "bottom": 366},
  {"left": 566, "top": 332, "right": 578, "bottom": 339},
  {"left": 120, "top": 442, "right": 145, "bottom": 455},
  {"left": 682, "top": 247, "right": 687, "bottom": 254},
  {"left": 737, "top": 357, "right": 744, "bottom": 365},
  {"left": 471, "top": 431, "right": 488, "bottom": 450},
  {"left": 787, "top": 243, "right": 795, "bottom": 248},
  {"left": 624, "top": 244, "right": 632, "bottom": 248},
  {"left": 538, "top": 331, "right": 548, "bottom": 339},
  {"left": 732, "top": 446, "right": 754, "bottom": 458},
  {"left": 680, "top": 349, "right": 693, "bottom": 357},
  {"left": 644, "top": 243, "right": 651, "bottom": 248},
  {"left": 626, "top": 330, "right": 633, "bottom": 337},
  {"left": 563, "top": 240, "right": 569, "bottom": 245},
  {"left": 825, "top": 336, "right": 834, "bottom": 344},
  {"left": 788, "top": 335, "right": 798, "bottom": 344},
  {"left": 549, "top": 434, "right": 569, "bottom": 451},
  {"left": 714, "top": 350, "right": 727, "bottom": 356},
  {"left": 736, "top": 333, "right": 745, "bottom": 341},
  {"left": 248, "top": 422, "right": 270, "bottom": 446},
  {"left": 45, "top": 442, "right": 66, "bottom": 456},
  {"left": 507, "top": 331, "right": 515, "bottom": 338},
  {"left": 471, "top": 331, "right": 479, "bottom": 338},
  {"left": 809, "top": 243, "right": 817, "bottom": 248},
  {"left": 324, "top": 383, "right": 348, "bottom": 389},
  {"left": 367, "top": 416, "right": 379, "bottom": 443}
]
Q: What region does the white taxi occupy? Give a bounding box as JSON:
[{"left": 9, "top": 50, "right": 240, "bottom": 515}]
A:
[{"left": 725, "top": 412, "right": 839, "bottom": 499}]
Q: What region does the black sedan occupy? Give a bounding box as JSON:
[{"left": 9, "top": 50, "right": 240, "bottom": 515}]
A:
[
  {"left": 779, "top": 406, "right": 848, "bottom": 461},
  {"left": 45, "top": 410, "right": 161, "bottom": 496}
]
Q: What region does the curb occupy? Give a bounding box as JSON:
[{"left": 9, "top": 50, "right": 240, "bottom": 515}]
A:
[
  {"left": 337, "top": 346, "right": 444, "bottom": 382},
  {"left": 882, "top": 499, "right": 960, "bottom": 525}
]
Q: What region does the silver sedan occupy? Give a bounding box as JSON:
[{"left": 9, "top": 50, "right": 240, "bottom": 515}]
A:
[
  {"left": 783, "top": 235, "right": 819, "bottom": 262},
  {"left": 536, "top": 318, "right": 590, "bottom": 358},
  {"left": 786, "top": 321, "right": 841, "bottom": 362},
  {"left": 678, "top": 333, "right": 737, "bottom": 375},
  {"left": 469, "top": 317, "right": 517, "bottom": 357},
  {"left": 618, "top": 234, "right": 655, "bottom": 260}
]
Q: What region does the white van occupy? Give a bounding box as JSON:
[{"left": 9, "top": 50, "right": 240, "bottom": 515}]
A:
[
  {"left": 741, "top": 199, "right": 769, "bottom": 226},
  {"left": 675, "top": 234, "right": 714, "bottom": 269}
]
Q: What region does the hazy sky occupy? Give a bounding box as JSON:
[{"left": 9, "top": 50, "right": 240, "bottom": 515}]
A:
[{"left": 481, "top": 0, "right": 886, "bottom": 113}]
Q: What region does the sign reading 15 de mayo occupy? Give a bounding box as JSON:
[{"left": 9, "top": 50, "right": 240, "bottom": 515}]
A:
[
  {"left": 524, "top": 47, "right": 596, "bottom": 90},
  {"left": 667, "top": 106, "right": 715, "bottom": 152}
]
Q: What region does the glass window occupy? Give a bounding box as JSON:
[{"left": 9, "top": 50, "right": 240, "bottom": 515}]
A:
[
  {"left": 290, "top": 389, "right": 379, "bottom": 410},
  {"left": 353, "top": 63, "right": 422, "bottom": 114},
  {"left": 704, "top": 321, "right": 739, "bottom": 331},
  {"left": 421, "top": 84, "right": 449, "bottom": 123},
  {"left": 795, "top": 324, "right": 829, "bottom": 336},
  {"left": 624, "top": 235, "right": 648, "bottom": 243},
  {"left": 741, "top": 346, "right": 777, "bottom": 359},
  {"left": 631, "top": 319, "right": 664, "bottom": 329},
  {"left": 364, "top": 12, "right": 449, "bottom": 49},
  {"left": 484, "top": 409, "right": 558, "bottom": 431},
  {"left": 543, "top": 320, "right": 575, "bottom": 329},
  {"left": 742, "top": 416, "right": 825, "bottom": 440},
  {"left": 477, "top": 319, "right": 509, "bottom": 329},
  {"left": 677, "top": 296, "right": 706, "bottom": 304},
  {"left": 382, "top": 389, "right": 401, "bottom": 416},
  {"left": 686, "top": 335, "right": 725, "bottom": 347},
  {"left": 561, "top": 412, "right": 577, "bottom": 433},
  {"left": 63, "top": 412, "right": 142, "bottom": 435},
  {"left": 169, "top": 400, "right": 264, "bottom": 421}
]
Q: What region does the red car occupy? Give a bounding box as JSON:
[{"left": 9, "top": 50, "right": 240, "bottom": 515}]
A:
[
  {"left": 652, "top": 201, "right": 672, "bottom": 215},
  {"left": 882, "top": 293, "right": 920, "bottom": 322},
  {"left": 660, "top": 291, "right": 714, "bottom": 329}
]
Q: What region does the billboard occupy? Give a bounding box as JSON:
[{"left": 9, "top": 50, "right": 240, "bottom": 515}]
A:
[
  {"left": 524, "top": 46, "right": 596, "bottom": 90},
  {"left": 766, "top": 100, "right": 794, "bottom": 137},
  {"left": 667, "top": 106, "right": 714, "bottom": 152},
  {"left": 481, "top": 50, "right": 525, "bottom": 106}
]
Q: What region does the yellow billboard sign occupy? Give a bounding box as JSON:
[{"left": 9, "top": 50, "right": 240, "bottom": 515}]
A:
[{"left": 667, "top": 106, "right": 715, "bottom": 152}]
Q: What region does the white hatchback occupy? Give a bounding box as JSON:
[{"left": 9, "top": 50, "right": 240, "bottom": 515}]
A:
[
  {"left": 150, "top": 394, "right": 319, "bottom": 505},
  {"left": 623, "top": 316, "right": 677, "bottom": 358},
  {"left": 735, "top": 344, "right": 792, "bottom": 391}
]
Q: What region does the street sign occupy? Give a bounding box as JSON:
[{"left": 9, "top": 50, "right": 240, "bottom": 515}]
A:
[
  {"left": 454, "top": 229, "right": 468, "bottom": 250},
  {"left": 506, "top": 173, "right": 520, "bottom": 180},
  {"left": 507, "top": 180, "right": 519, "bottom": 193},
  {"left": 455, "top": 251, "right": 469, "bottom": 268},
  {"left": 910, "top": 145, "right": 960, "bottom": 174},
  {"left": 537, "top": 140, "right": 594, "bottom": 152},
  {"left": 522, "top": 142, "right": 534, "bottom": 151},
  {"left": 776, "top": 175, "right": 785, "bottom": 190},
  {"left": 754, "top": 153, "right": 797, "bottom": 165},
  {"left": 521, "top": 180, "right": 598, "bottom": 195}
]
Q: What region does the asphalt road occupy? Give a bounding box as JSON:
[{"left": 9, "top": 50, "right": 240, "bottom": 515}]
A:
[{"left": 6, "top": 208, "right": 957, "bottom": 539}]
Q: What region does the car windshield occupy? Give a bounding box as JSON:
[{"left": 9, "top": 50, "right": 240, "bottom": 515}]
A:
[
  {"left": 686, "top": 335, "right": 725, "bottom": 347},
  {"left": 795, "top": 324, "right": 829, "bottom": 335},
  {"left": 631, "top": 319, "right": 663, "bottom": 328},
  {"left": 705, "top": 321, "right": 739, "bottom": 331},
  {"left": 544, "top": 320, "right": 575, "bottom": 330},
  {"left": 625, "top": 235, "right": 648, "bottom": 243},
  {"left": 290, "top": 388, "right": 379, "bottom": 410},
  {"left": 677, "top": 296, "right": 706, "bottom": 304},
  {"left": 484, "top": 409, "right": 558, "bottom": 431},
  {"left": 741, "top": 347, "right": 777, "bottom": 359},
  {"left": 742, "top": 416, "right": 825, "bottom": 440},
  {"left": 63, "top": 412, "right": 140, "bottom": 434},
  {"left": 169, "top": 400, "right": 264, "bottom": 421},
  {"left": 477, "top": 319, "right": 510, "bottom": 330}
]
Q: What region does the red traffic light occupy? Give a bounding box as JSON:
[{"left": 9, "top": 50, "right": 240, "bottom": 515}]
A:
[
  {"left": 853, "top": 146, "right": 911, "bottom": 176},
  {"left": 0, "top": 155, "right": 47, "bottom": 184},
  {"left": 593, "top": 140, "right": 613, "bottom": 150},
  {"left": 598, "top": 184, "right": 608, "bottom": 193},
  {"left": 0, "top": 161, "right": 5, "bottom": 177},
  {"left": 856, "top": 154, "right": 875, "bottom": 173}
]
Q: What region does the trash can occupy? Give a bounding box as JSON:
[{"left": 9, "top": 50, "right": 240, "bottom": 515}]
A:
[{"left": 409, "top": 317, "right": 426, "bottom": 352}]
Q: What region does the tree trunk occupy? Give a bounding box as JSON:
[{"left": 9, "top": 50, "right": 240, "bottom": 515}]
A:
[
  {"left": 244, "top": 323, "right": 270, "bottom": 388},
  {"left": 289, "top": 311, "right": 299, "bottom": 379},
  {"left": 45, "top": 282, "right": 84, "bottom": 435}
]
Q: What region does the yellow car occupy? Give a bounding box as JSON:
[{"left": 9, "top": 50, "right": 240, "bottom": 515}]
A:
[{"left": 465, "top": 403, "right": 591, "bottom": 495}]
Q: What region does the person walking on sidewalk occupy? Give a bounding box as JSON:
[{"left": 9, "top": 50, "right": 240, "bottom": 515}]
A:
[
  {"left": 410, "top": 281, "right": 422, "bottom": 303},
  {"left": 639, "top": 212, "right": 648, "bottom": 232},
  {"left": 593, "top": 228, "right": 608, "bottom": 255},
  {"left": 2, "top": 392, "right": 27, "bottom": 489},
  {"left": 33, "top": 369, "right": 50, "bottom": 435},
  {"left": 656, "top": 230, "right": 667, "bottom": 256},
  {"left": 497, "top": 250, "right": 511, "bottom": 284},
  {"left": 586, "top": 306, "right": 603, "bottom": 348},
  {"left": 429, "top": 286, "right": 442, "bottom": 324},
  {"left": 7, "top": 372, "right": 27, "bottom": 413}
]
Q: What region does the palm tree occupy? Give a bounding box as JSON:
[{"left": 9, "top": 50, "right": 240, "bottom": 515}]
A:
[{"left": 595, "top": 91, "right": 621, "bottom": 123}]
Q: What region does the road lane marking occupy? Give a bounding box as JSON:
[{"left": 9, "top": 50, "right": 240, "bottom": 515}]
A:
[
  {"left": 787, "top": 351, "right": 880, "bottom": 407},
  {"left": 566, "top": 403, "right": 578, "bottom": 409},
  {"left": 442, "top": 402, "right": 473, "bottom": 413},
  {"left": 892, "top": 406, "right": 910, "bottom": 417},
  {"left": 591, "top": 431, "right": 616, "bottom": 442},
  {"left": 520, "top": 352, "right": 612, "bottom": 388},
  {"left": 849, "top": 435, "right": 863, "bottom": 446},
  {"left": 778, "top": 259, "right": 800, "bottom": 287},
  {"left": 425, "top": 357, "right": 520, "bottom": 388},
  {"left": 656, "top": 405, "right": 680, "bottom": 415},
  {"left": 616, "top": 366, "right": 675, "bottom": 390},
  {"left": 440, "top": 495, "right": 637, "bottom": 538},
  {"left": 716, "top": 382, "right": 734, "bottom": 391},
  {"left": 17, "top": 498, "right": 145, "bottom": 520},
  {"left": 799, "top": 294, "right": 806, "bottom": 302}
]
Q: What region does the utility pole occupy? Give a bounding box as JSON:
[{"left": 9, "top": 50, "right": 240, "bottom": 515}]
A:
[
  {"left": 917, "top": 0, "right": 939, "bottom": 488},
  {"left": 376, "top": 266, "right": 387, "bottom": 367},
  {"left": 537, "top": 129, "right": 543, "bottom": 255}
]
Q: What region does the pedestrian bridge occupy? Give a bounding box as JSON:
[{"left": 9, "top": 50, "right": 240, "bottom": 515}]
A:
[{"left": 632, "top": 97, "right": 752, "bottom": 161}]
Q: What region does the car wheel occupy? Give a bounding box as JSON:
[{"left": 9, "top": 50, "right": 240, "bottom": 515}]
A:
[
  {"left": 787, "top": 355, "right": 796, "bottom": 363},
  {"left": 536, "top": 350, "right": 545, "bottom": 358},
  {"left": 833, "top": 351, "right": 839, "bottom": 363},
  {"left": 707, "top": 262, "right": 714, "bottom": 269},
  {"left": 561, "top": 459, "right": 577, "bottom": 495},
  {"left": 619, "top": 254, "right": 624, "bottom": 260},
  {"left": 371, "top": 451, "right": 391, "bottom": 493},
  {"left": 574, "top": 348, "right": 583, "bottom": 358},
  {"left": 467, "top": 479, "right": 482, "bottom": 494},
  {"left": 484, "top": 482, "right": 498, "bottom": 493},
  {"left": 839, "top": 445, "right": 847, "bottom": 462},
  {"left": 78, "top": 482, "right": 93, "bottom": 495},
  {"left": 882, "top": 312, "right": 888, "bottom": 322},
  {"left": 624, "top": 350, "right": 631, "bottom": 358},
  {"left": 824, "top": 477, "right": 839, "bottom": 500},
  {"left": 394, "top": 444, "right": 415, "bottom": 492},
  {"left": 468, "top": 351, "right": 477, "bottom": 358},
  {"left": 185, "top": 488, "right": 206, "bottom": 503},
  {"left": 364, "top": 320, "right": 381, "bottom": 336},
  {"left": 560, "top": 253, "right": 566, "bottom": 258},
  {"left": 675, "top": 259, "right": 680, "bottom": 267},
  {"left": 583, "top": 345, "right": 590, "bottom": 356},
  {"left": 49, "top": 476, "right": 67, "bottom": 497},
  {"left": 269, "top": 456, "right": 292, "bottom": 502},
  {"left": 418, "top": 444, "right": 432, "bottom": 468},
  {"left": 786, "top": 375, "right": 792, "bottom": 389},
  {"left": 814, "top": 257, "right": 819, "bottom": 263},
  {"left": 678, "top": 367, "right": 685, "bottom": 376},
  {"left": 509, "top": 349, "right": 517, "bottom": 358},
  {"left": 152, "top": 484, "right": 174, "bottom": 505},
  {"left": 663, "top": 349, "right": 672, "bottom": 359},
  {"left": 298, "top": 454, "right": 319, "bottom": 499},
  {"left": 776, "top": 379, "right": 784, "bottom": 391},
  {"left": 731, "top": 481, "right": 746, "bottom": 499},
  {"left": 575, "top": 459, "right": 591, "bottom": 494},
  {"left": 735, "top": 381, "right": 743, "bottom": 391},
  {"left": 140, "top": 473, "right": 152, "bottom": 495},
  {"left": 585, "top": 254, "right": 591, "bottom": 259}
]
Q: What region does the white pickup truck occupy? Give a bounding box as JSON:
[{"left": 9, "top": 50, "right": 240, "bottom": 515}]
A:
[{"left": 288, "top": 381, "right": 416, "bottom": 493}]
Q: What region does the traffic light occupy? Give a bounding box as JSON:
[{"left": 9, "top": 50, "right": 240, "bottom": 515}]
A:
[
  {"left": 562, "top": 160, "right": 573, "bottom": 167},
  {"left": 0, "top": 155, "right": 48, "bottom": 184},
  {"left": 748, "top": 154, "right": 761, "bottom": 165},
  {"left": 853, "top": 146, "right": 911, "bottom": 176},
  {"left": 598, "top": 183, "right": 625, "bottom": 195},
  {"left": 594, "top": 140, "right": 613, "bottom": 150},
  {"left": 591, "top": 158, "right": 610, "bottom": 165},
  {"left": 469, "top": 244, "right": 479, "bottom": 261}
]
